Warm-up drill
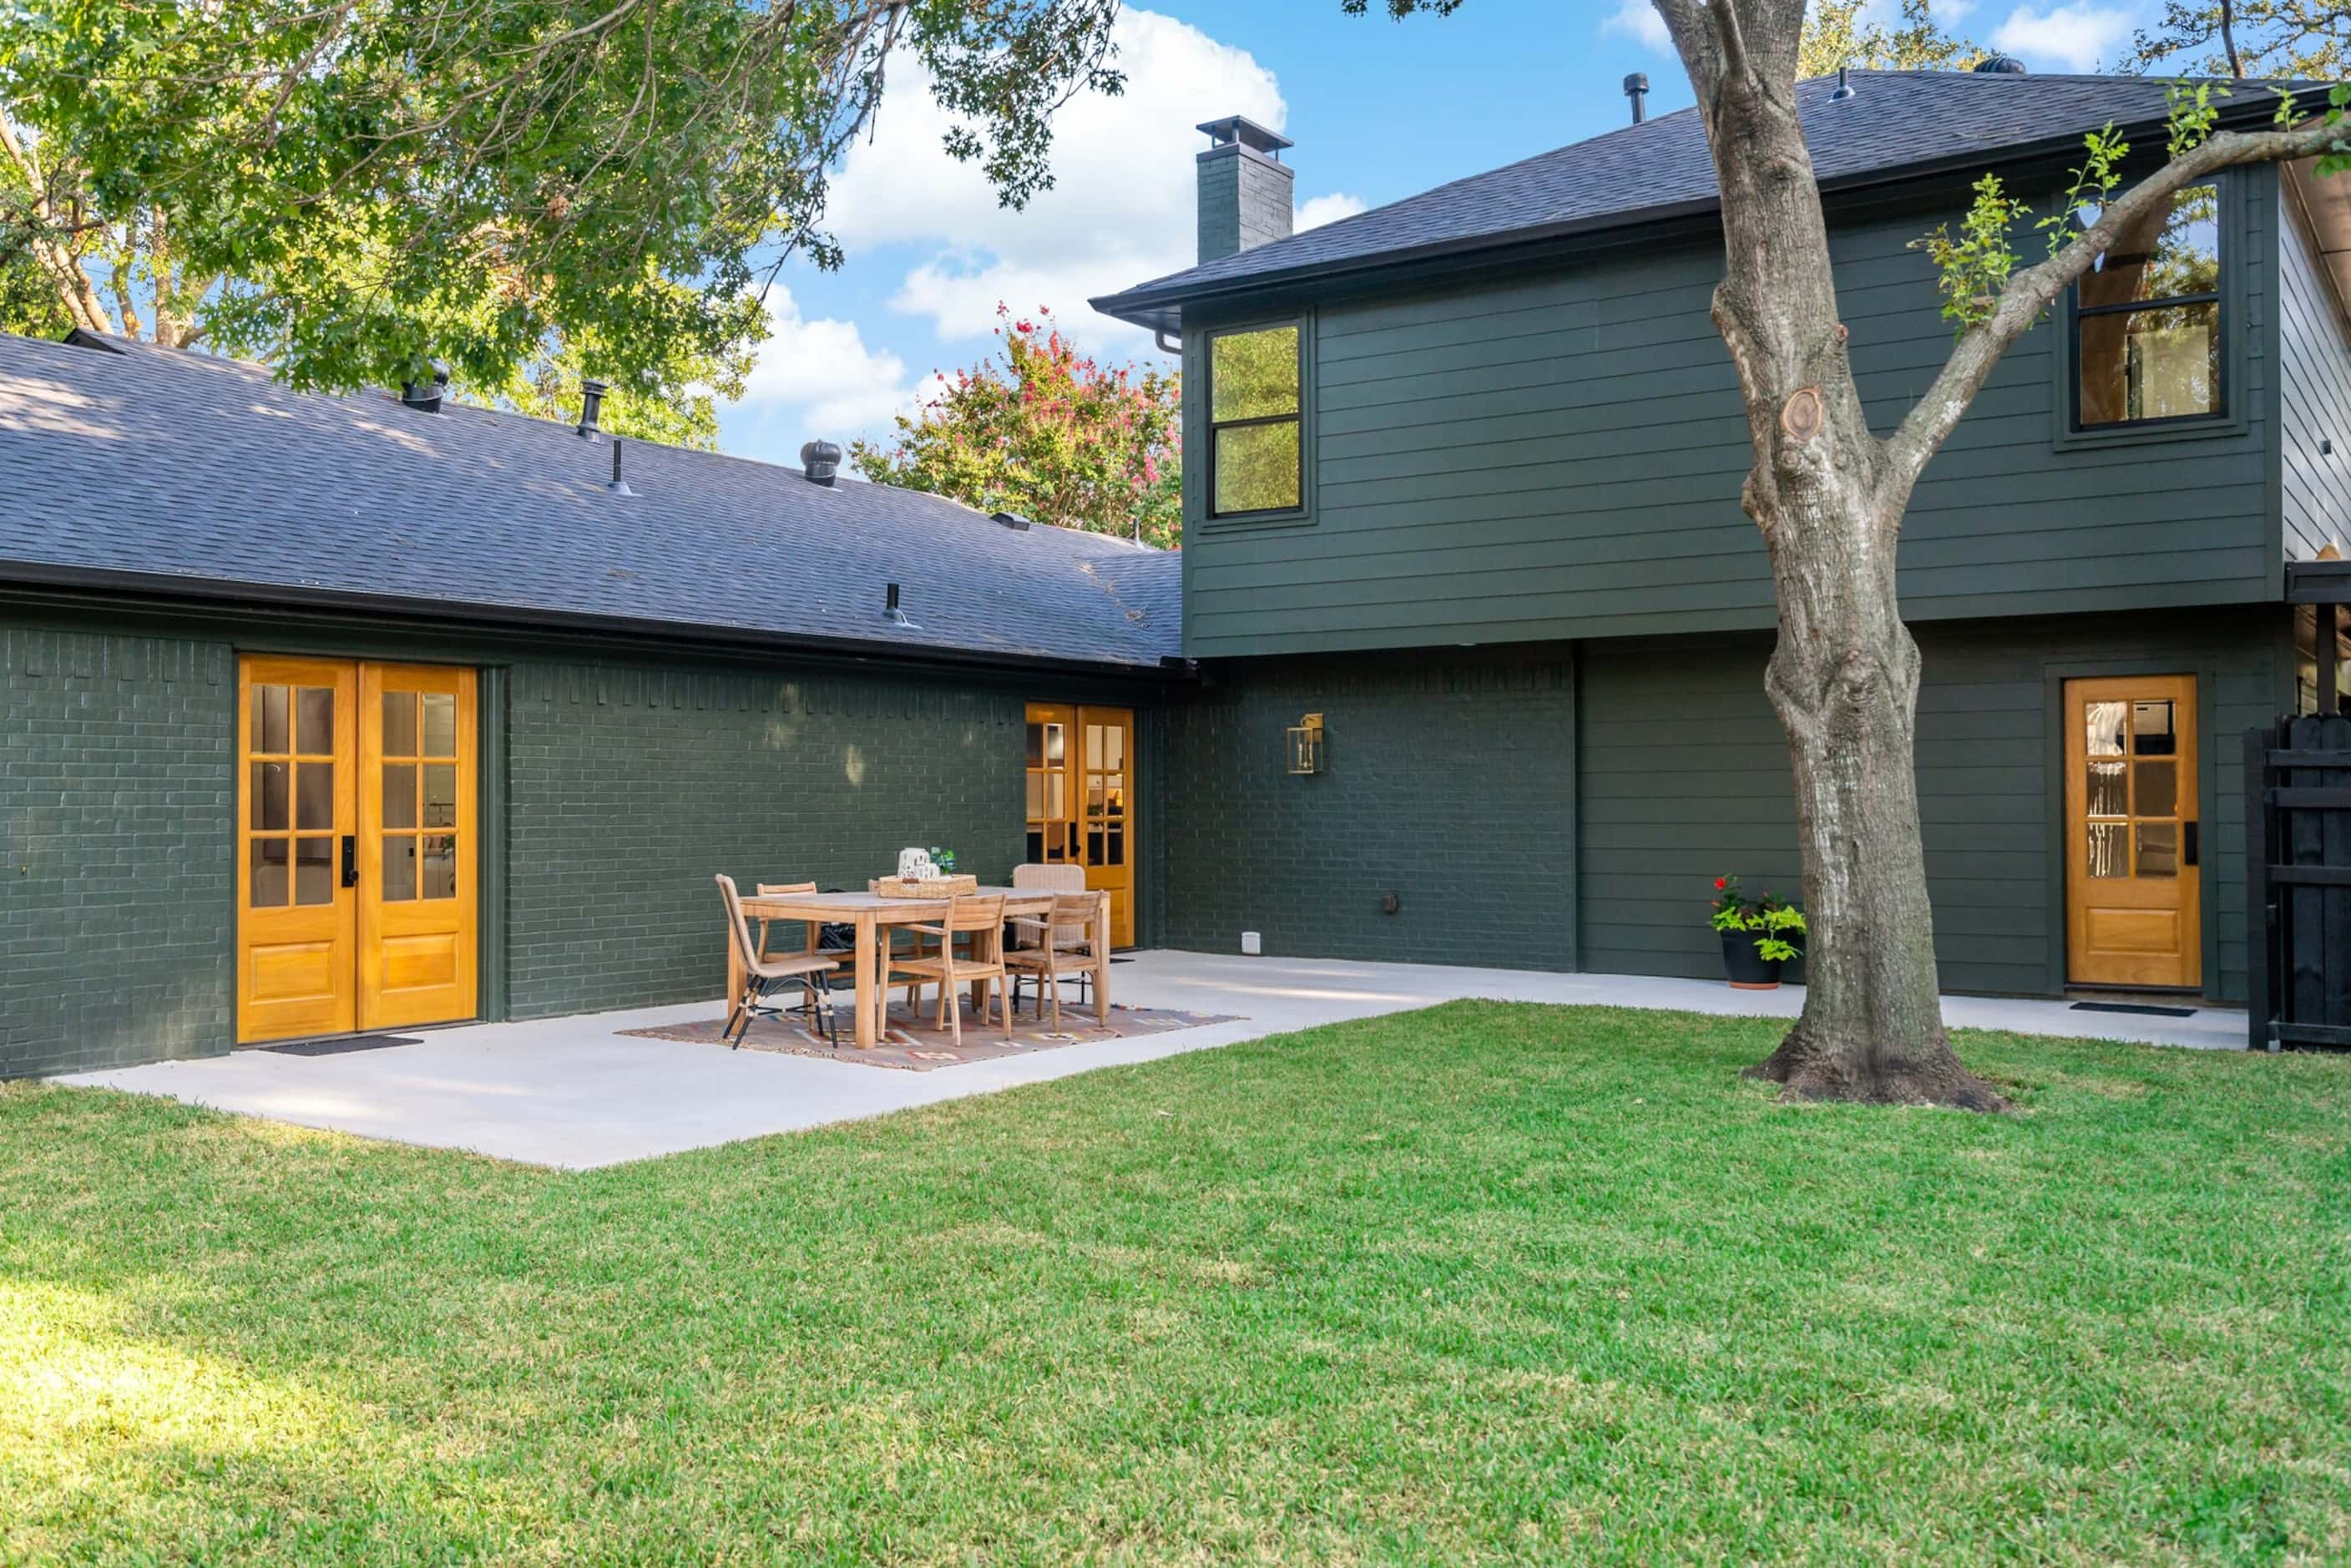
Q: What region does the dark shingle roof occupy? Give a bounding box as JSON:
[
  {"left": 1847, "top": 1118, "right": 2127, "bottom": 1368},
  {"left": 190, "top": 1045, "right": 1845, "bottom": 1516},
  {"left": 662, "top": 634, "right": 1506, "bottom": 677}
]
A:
[
  {"left": 0, "top": 331, "right": 1181, "bottom": 669},
  {"left": 1095, "top": 70, "right": 2289, "bottom": 326}
]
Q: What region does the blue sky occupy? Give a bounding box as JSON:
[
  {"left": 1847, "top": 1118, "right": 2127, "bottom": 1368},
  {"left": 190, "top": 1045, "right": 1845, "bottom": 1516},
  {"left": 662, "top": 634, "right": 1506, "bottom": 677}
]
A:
[{"left": 716, "top": 1, "right": 2166, "bottom": 470}]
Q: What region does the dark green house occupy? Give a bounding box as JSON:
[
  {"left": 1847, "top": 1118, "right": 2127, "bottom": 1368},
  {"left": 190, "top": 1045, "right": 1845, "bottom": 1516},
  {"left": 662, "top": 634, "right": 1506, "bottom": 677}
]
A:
[
  {"left": 1091, "top": 69, "right": 2351, "bottom": 1009},
  {"left": 7, "top": 66, "right": 2350, "bottom": 1080},
  {"left": 0, "top": 335, "right": 1182, "bottom": 1076}
]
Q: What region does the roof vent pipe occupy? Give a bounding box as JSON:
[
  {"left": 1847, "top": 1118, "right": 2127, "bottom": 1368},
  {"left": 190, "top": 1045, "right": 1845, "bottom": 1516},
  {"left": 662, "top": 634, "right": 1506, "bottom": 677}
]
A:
[
  {"left": 801, "top": 438, "right": 842, "bottom": 486},
  {"left": 1830, "top": 66, "right": 1856, "bottom": 102},
  {"left": 576, "top": 379, "right": 607, "bottom": 439},
  {"left": 883, "top": 581, "right": 918, "bottom": 628},
  {"left": 1623, "top": 73, "right": 1648, "bottom": 124},
  {"left": 1973, "top": 53, "right": 2027, "bottom": 73},
  {"left": 607, "top": 438, "right": 635, "bottom": 496},
  {"left": 400, "top": 360, "right": 450, "bottom": 412}
]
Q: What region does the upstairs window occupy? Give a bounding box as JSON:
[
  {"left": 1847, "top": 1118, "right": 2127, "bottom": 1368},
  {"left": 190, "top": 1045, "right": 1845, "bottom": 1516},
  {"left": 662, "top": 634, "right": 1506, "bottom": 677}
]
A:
[
  {"left": 2075, "top": 183, "right": 2222, "bottom": 427},
  {"left": 1208, "top": 323, "right": 1302, "bottom": 516}
]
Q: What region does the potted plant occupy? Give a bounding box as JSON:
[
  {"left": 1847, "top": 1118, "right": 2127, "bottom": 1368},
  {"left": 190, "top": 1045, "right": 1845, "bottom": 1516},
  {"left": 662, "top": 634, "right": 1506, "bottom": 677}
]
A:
[{"left": 1709, "top": 875, "right": 1806, "bottom": 990}]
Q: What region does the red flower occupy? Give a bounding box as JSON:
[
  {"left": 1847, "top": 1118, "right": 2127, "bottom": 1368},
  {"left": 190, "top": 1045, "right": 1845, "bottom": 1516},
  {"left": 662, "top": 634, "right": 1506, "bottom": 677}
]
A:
[{"left": 1714, "top": 877, "right": 1727, "bottom": 890}]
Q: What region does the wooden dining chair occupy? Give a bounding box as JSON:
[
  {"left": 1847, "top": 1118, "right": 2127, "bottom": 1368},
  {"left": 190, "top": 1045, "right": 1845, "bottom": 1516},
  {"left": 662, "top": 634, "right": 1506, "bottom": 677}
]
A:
[
  {"left": 752, "top": 881, "right": 817, "bottom": 962},
  {"left": 882, "top": 893, "right": 1010, "bottom": 1046},
  {"left": 717, "top": 875, "right": 842, "bottom": 1046},
  {"left": 1003, "top": 890, "right": 1105, "bottom": 1031}
]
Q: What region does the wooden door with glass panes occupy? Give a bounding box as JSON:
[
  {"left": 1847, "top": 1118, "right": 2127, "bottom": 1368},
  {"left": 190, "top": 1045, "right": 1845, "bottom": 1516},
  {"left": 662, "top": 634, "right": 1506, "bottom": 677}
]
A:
[
  {"left": 359, "top": 664, "right": 478, "bottom": 1029},
  {"left": 238, "top": 657, "right": 478, "bottom": 1042},
  {"left": 1024, "top": 702, "right": 1135, "bottom": 946},
  {"left": 238, "top": 657, "right": 359, "bottom": 1041},
  {"left": 2063, "top": 675, "right": 2201, "bottom": 989}
]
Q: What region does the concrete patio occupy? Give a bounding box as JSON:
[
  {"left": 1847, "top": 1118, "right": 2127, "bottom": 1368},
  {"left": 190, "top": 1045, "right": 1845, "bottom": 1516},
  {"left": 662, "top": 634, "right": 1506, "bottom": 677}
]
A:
[{"left": 58, "top": 951, "right": 2247, "bottom": 1169}]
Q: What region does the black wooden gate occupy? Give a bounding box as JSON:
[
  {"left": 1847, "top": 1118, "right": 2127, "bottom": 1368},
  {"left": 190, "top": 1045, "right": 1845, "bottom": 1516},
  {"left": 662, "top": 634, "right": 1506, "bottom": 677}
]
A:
[{"left": 2245, "top": 713, "right": 2351, "bottom": 1050}]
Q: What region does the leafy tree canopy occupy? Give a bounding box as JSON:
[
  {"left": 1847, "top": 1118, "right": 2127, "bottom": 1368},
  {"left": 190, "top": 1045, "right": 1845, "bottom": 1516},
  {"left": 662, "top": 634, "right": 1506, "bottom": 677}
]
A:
[
  {"left": 2131, "top": 2, "right": 2351, "bottom": 79},
  {"left": 0, "top": 0, "right": 1120, "bottom": 444},
  {"left": 1798, "top": 0, "right": 1983, "bottom": 78},
  {"left": 851, "top": 305, "right": 1181, "bottom": 549}
]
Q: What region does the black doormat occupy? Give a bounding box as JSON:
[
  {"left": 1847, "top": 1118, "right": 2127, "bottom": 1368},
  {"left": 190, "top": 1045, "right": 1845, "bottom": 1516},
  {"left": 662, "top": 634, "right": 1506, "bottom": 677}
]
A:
[
  {"left": 260, "top": 1034, "right": 423, "bottom": 1056},
  {"left": 2070, "top": 1001, "right": 2197, "bottom": 1019}
]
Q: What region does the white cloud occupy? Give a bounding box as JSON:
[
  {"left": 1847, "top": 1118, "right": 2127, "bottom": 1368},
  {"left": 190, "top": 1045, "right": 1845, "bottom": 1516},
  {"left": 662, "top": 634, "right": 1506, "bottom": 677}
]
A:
[
  {"left": 1297, "top": 191, "right": 1369, "bottom": 231},
  {"left": 736, "top": 283, "right": 923, "bottom": 435},
  {"left": 1601, "top": 0, "right": 1673, "bottom": 53},
  {"left": 1990, "top": 3, "right": 2133, "bottom": 71},
  {"left": 816, "top": 8, "right": 1353, "bottom": 356}
]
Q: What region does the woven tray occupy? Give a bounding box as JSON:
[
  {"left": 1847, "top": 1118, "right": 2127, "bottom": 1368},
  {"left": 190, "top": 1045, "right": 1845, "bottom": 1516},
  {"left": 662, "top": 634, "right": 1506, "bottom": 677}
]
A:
[{"left": 870, "top": 874, "right": 979, "bottom": 899}]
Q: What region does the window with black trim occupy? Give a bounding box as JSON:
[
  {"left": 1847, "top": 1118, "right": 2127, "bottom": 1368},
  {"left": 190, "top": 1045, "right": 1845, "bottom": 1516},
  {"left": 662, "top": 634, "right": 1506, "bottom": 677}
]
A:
[
  {"left": 1208, "top": 323, "right": 1302, "bottom": 516},
  {"left": 2074, "top": 183, "right": 2222, "bottom": 428}
]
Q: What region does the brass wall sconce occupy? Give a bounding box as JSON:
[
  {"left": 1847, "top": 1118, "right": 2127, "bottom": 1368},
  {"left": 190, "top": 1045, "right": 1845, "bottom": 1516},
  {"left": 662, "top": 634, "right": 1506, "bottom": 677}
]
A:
[{"left": 1287, "top": 712, "right": 1326, "bottom": 775}]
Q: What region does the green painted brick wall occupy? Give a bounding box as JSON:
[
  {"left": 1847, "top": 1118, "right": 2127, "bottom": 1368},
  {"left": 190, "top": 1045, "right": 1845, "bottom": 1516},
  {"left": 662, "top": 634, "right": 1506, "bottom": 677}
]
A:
[
  {"left": 503, "top": 659, "right": 1033, "bottom": 1019},
  {"left": 1, "top": 624, "right": 235, "bottom": 1077},
  {"left": 1156, "top": 646, "right": 1575, "bottom": 969}
]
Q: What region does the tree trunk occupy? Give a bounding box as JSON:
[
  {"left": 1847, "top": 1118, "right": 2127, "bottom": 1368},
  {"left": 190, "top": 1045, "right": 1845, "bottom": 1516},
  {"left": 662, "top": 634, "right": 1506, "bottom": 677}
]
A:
[{"left": 1661, "top": 2, "right": 2004, "bottom": 1110}]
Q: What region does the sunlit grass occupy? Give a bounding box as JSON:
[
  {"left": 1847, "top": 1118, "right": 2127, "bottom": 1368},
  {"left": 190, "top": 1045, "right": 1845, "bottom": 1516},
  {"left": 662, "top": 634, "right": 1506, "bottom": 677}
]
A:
[{"left": 3, "top": 1003, "right": 2348, "bottom": 1562}]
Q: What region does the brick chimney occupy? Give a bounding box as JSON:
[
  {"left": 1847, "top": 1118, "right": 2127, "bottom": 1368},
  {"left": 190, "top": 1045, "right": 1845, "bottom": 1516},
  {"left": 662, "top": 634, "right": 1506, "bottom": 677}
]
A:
[{"left": 1196, "top": 116, "right": 1294, "bottom": 265}]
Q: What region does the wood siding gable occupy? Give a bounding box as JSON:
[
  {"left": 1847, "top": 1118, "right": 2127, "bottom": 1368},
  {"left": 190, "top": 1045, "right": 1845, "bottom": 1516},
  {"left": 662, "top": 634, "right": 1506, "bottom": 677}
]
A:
[{"left": 1181, "top": 175, "right": 2283, "bottom": 659}]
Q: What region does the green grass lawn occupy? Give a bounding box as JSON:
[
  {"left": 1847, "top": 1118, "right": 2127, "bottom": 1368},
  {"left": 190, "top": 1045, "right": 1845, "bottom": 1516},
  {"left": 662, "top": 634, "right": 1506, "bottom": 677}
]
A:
[{"left": 3, "top": 1004, "right": 2348, "bottom": 1564}]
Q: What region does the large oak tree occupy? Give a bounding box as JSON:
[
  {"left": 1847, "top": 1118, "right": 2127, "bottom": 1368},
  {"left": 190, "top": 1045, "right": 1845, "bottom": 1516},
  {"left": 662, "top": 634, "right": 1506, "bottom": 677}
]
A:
[{"left": 1364, "top": 0, "right": 2348, "bottom": 1106}]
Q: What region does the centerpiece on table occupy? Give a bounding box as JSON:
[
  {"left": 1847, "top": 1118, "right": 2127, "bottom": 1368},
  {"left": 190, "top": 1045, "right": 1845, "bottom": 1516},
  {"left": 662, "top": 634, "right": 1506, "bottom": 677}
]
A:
[
  {"left": 873, "top": 846, "right": 976, "bottom": 898},
  {"left": 1709, "top": 875, "right": 1806, "bottom": 990}
]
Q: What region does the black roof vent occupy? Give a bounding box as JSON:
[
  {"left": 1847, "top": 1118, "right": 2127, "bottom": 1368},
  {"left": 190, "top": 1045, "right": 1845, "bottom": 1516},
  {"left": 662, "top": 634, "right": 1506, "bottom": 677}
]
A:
[
  {"left": 991, "top": 509, "right": 1033, "bottom": 532},
  {"left": 576, "top": 378, "right": 607, "bottom": 439},
  {"left": 1623, "top": 73, "right": 1649, "bottom": 125},
  {"left": 606, "top": 438, "right": 635, "bottom": 497},
  {"left": 1973, "top": 54, "right": 2027, "bottom": 73},
  {"left": 1830, "top": 66, "right": 1856, "bottom": 102},
  {"left": 883, "top": 581, "right": 918, "bottom": 628},
  {"left": 801, "top": 438, "right": 842, "bottom": 487},
  {"left": 400, "top": 361, "right": 450, "bottom": 413}
]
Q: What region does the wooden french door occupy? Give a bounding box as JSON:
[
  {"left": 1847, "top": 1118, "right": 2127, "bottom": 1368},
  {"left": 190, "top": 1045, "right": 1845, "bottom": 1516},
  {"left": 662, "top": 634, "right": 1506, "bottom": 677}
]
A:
[
  {"left": 2064, "top": 675, "right": 2202, "bottom": 989},
  {"left": 237, "top": 658, "right": 478, "bottom": 1042},
  {"left": 1025, "top": 703, "right": 1135, "bottom": 946}
]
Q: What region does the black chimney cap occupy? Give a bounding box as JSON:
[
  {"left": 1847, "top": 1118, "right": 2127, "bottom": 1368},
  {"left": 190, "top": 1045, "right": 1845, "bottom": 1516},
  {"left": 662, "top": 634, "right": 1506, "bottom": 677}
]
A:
[
  {"left": 1196, "top": 116, "right": 1292, "bottom": 159},
  {"left": 576, "top": 378, "right": 608, "bottom": 440},
  {"left": 1973, "top": 54, "right": 2027, "bottom": 73},
  {"left": 801, "top": 438, "right": 842, "bottom": 486},
  {"left": 399, "top": 360, "right": 450, "bottom": 413}
]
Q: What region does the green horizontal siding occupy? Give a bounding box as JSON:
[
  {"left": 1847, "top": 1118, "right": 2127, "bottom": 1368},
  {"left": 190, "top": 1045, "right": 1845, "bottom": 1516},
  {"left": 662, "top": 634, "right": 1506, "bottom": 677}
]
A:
[
  {"left": 1184, "top": 175, "right": 2278, "bottom": 660},
  {"left": 1576, "top": 609, "right": 2284, "bottom": 1001}
]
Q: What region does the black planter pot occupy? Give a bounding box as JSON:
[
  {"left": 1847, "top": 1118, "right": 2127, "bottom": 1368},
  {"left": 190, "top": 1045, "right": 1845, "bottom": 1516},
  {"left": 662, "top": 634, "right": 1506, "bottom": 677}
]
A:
[{"left": 1720, "top": 928, "right": 1784, "bottom": 990}]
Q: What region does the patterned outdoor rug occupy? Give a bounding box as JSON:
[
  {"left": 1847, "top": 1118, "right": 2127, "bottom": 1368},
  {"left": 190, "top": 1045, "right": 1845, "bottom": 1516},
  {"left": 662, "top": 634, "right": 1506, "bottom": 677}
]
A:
[{"left": 619, "top": 1000, "right": 1242, "bottom": 1072}]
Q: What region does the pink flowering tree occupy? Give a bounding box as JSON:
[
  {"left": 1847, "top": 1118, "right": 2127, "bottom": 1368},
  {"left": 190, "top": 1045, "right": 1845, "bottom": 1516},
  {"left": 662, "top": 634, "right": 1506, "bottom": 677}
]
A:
[{"left": 852, "top": 305, "right": 1182, "bottom": 549}]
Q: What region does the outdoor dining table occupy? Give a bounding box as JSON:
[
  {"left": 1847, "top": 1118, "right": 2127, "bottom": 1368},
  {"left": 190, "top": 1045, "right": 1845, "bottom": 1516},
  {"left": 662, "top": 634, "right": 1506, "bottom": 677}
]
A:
[{"left": 731, "top": 886, "right": 1112, "bottom": 1050}]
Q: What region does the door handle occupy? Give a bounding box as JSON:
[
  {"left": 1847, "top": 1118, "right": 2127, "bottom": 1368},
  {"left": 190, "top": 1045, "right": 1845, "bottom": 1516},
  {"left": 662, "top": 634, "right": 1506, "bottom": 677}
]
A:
[
  {"left": 2182, "top": 820, "right": 2198, "bottom": 868},
  {"left": 341, "top": 833, "right": 359, "bottom": 888}
]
